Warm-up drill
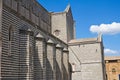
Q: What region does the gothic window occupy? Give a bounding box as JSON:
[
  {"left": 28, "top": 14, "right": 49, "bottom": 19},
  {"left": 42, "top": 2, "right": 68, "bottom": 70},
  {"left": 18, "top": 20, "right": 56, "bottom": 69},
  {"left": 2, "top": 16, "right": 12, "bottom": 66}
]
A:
[
  {"left": 8, "top": 26, "right": 14, "bottom": 56},
  {"left": 54, "top": 30, "right": 60, "bottom": 36}
]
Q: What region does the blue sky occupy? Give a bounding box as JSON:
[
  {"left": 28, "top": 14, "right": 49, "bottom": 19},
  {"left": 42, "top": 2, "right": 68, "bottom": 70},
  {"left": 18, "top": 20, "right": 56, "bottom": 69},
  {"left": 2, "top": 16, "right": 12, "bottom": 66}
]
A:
[{"left": 37, "top": 0, "right": 120, "bottom": 56}]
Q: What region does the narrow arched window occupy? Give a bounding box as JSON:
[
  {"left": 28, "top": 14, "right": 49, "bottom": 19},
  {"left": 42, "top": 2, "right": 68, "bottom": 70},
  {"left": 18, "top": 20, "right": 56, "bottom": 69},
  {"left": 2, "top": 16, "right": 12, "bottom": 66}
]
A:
[
  {"left": 8, "top": 25, "right": 14, "bottom": 56},
  {"left": 9, "top": 26, "right": 14, "bottom": 41}
]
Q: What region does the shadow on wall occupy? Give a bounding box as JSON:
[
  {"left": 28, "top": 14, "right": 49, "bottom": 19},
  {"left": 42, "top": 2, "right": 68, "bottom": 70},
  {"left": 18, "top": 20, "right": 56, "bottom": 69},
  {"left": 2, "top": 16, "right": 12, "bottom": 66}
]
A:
[
  {"left": 19, "top": 29, "right": 34, "bottom": 80},
  {"left": 69, "top": 63, "right": 72, "bottom": 80},
  {"left": 63, "top": 63, "right": 68, "bottom": 80},
  {"left": 46, "top": 58, "right": 53, "bottom": 80},
  {"left": 19, "top": 33, "right": 29, "bottom": 80},
  {"left": 56, "top": 61, "right": 62, "bottom": 80},
  {"left": 34, "top": 46, "right": 43, "bottom": 80}
]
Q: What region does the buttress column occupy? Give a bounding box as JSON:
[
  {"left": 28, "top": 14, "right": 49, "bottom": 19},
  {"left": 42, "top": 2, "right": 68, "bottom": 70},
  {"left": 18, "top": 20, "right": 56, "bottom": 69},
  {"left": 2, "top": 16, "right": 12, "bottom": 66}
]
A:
[
  {"left": 34, "top": 33, "right": 46, "bottom": 80},
  {"left": 19, "top": 29, "right": 34, "bottom": 80},
  {"left": 63, "top": 48, "right": 69, "bottom": 80},
  {"left": 46, "top": 39, "right": 56, "bottom": 80},
  {"left": 56, "top": 44, "right": 63, "bottom": 80}
]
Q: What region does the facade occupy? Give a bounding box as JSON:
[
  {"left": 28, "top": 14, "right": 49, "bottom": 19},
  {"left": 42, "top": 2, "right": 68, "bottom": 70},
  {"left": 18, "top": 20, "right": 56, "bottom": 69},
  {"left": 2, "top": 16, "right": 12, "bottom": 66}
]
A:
[
  {"left": 0, "top": 0, "right": 105, "bottom": 80},
  {"left": 0, "top": 0, "right": 69, "bottom": 80},
  {"left": 105, "top": 56, "right": 120, "bottom": 80}
]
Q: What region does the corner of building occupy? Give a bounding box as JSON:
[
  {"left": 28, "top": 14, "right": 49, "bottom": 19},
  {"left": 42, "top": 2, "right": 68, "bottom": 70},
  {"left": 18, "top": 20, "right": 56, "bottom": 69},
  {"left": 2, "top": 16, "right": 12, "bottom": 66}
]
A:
[
  {"left": 68, "top": 36, "right": 105, "bottom": 80},
  {"left": 0, "top": 0, "right": 3, "bottom": 79}
]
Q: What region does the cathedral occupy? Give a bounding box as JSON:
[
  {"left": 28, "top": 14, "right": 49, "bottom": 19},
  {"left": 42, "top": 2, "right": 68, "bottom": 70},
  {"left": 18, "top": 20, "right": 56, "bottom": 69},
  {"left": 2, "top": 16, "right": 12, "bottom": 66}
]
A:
[{"left": 0, "top": 0, "right": 105, "bottom": 80}]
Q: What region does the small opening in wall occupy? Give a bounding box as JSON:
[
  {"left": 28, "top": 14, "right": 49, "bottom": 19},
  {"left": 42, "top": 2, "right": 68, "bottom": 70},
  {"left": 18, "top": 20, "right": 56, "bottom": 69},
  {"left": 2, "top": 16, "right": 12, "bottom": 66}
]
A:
[
  {"left": 9, "top": 26, "right": 14, "bottom": 41},
  {"left": 96, "top": 49, "right": 97, "bottom": 52},
  {"left": 8, "top": 25, "right": 14, "bottom": 56},
  {"left": 112, "top": 68, "right": 116, "bottom": 73},
  {"left": 72, "top": 63, "right": 76, "bottom": 73},
  {"left": 53, "top": 30, "right": 60, "bottom": 36}
]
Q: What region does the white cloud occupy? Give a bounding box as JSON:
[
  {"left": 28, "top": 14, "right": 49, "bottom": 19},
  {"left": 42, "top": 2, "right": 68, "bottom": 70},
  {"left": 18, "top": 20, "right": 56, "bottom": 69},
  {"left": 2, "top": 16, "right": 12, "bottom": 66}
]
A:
[
  {"left": 104, "top": 48, "right": 119, "bottom": 54},
  {"left": 90, "top": 22, "right": 120, "bottom": 35}
]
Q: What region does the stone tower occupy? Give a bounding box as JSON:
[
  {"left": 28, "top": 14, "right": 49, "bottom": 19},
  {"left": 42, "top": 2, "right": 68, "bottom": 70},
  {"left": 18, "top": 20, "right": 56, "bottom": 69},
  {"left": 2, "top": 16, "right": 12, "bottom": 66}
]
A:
[{"left": 51, "top": 4, "right": 75, "bottom": 43}]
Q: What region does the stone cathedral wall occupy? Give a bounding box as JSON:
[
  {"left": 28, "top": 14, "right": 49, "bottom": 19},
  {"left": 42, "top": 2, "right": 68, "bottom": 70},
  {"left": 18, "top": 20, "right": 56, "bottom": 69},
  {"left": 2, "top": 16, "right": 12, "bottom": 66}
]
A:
[
  {"left": 0, "top": 0, "right": 70, "bottom": 80},
  {"left": 3, "top": 0, "right": 51, "bottom": 33}
]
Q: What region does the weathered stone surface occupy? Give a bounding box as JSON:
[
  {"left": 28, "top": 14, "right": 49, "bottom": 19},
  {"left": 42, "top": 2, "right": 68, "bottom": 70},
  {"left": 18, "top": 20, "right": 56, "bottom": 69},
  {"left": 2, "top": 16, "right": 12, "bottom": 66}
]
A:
[
  {"left": 34, "top": 36, "right": 45, "bottom": 80},
  {"left": 0, "top": 0, "right": 105, "bottom": 80},
  {"left": 56, "top": 46, "right": 63, "bottom": 80},
  {"left": 68, "top": 38, "right": 105, "bottom": 80},
  {"left": 51, "top": 5, "right": 75, "bottom": 43},
  {"left": 63, "top": 48, "right": 69, "bottom": 80},
  {"left": 0, "top": 0, "right": 68, "bottom": 80},
  {"left": 46, "top": 40, "right": 56, "bottom": 80}
]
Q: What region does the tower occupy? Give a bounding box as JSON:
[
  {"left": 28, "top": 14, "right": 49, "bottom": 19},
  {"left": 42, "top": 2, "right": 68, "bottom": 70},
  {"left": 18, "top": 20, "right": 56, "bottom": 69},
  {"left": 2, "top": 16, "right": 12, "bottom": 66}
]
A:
[{"left": 51, "top": 4, "right": 75, "bottom": 43}]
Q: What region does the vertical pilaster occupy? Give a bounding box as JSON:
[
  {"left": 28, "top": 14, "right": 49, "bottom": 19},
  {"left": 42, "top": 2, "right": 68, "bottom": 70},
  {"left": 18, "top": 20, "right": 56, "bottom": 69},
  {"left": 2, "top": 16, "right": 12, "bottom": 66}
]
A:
[
  {"left": 43, "top": 39, "right": 47, "bottom": 80},
  {"left": 46, "top": 39, "right": 56, "bottom": 80},
  {"left": 56, "top": 44, "right": 63, "bottom": 80},
  {"left": 63, "top": 48, "right": 69, "bottom": 80},
  {"left": 34, "top": 33, "right": 46, "bottom": 80},
  {"left": 19, "top": 29, "right": 34, "bottom": 80},
  {"left": 28, "top": 30, "right": 34, "bottom": 80}
]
